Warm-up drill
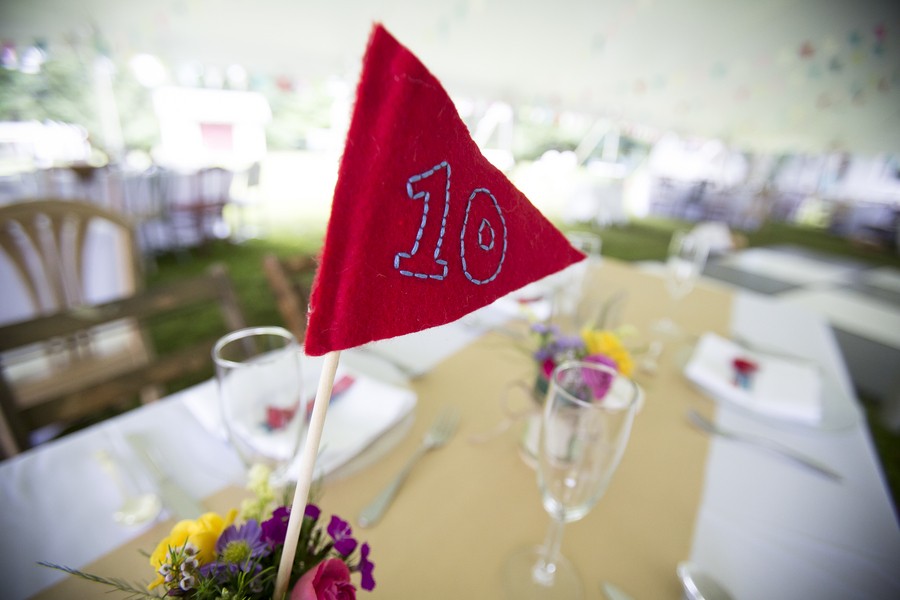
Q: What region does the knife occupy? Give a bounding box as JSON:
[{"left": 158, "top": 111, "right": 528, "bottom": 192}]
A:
[
  {"left": 603, "top": 581, "right": 637, "bottom": 600},
  {"left": 127, "top": 434, "right": 204, "bottom": 521}
]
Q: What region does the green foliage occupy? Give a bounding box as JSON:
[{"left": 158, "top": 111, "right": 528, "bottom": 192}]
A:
[
  {"left": 263, "top": 83, "right": 334, "bottom": 150},
  {"left": 112, "top": 67, "right": 160, "bottom": 152},
  {"left": 0, "top": 49, "right": 159, "bottom": 154},
  {"left": 143, "top": 237, "right": 322, "bottom": 395},
  {"left": 512, "top": 119, "right": 580, "bottom": 161},
  {"left": 0, "top": 56, "right": 99, "bottom": 133}
]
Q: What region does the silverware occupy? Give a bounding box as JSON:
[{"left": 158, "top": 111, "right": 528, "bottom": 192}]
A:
[
  {"left": 602, "top": 581, "right": 636, "bottom": 600},
  {"left": 357, "top": 407, "right": 460, "bottom": 528},
  {"left": 127, "top": 434, "right": 205, "bottom": 520},
  {"left": 678, "top": 562, "right": 736, "bottom": 600},
  {"left": 686, "top": 408, "right": 842, "bottom": 481},
  {"left": 93, "top": 449, "right": 162, "bottom": 525}
]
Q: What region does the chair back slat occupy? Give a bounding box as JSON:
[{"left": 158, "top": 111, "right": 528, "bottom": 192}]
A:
[
  {"left": 0, "top": 262, "right": 247, "bottom": 459},
  {"left": 0, "top": 199, "right": 142, "bottom": 316},
  {"left": 262, "top": 254, "right": 317, "bottom": 342},
  {"left": 0, "top": 274, "right": 220, "bottom": 351}
]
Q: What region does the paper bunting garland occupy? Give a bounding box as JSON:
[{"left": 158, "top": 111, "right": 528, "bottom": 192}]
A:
[{"left": 305, "top": 24, "right": 585, "bottom": 356}]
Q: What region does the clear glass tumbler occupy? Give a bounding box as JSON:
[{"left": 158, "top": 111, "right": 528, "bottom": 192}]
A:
[
  {"left": 213, "top": 326, "right": 305, "bottom": 486},
  {"left": 653, "top": 230, "right": 709, "bottom": 338}
]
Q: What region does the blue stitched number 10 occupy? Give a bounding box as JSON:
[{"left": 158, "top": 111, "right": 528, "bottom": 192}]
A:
[
  {"left": 394, "top": 161, "right": 507, "bottom": 285},
  {"left": 394, "top": 161, "right": 451, "bottom": 280}
]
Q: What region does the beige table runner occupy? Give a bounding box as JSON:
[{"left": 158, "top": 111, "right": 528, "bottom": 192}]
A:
[{"left": 36, "top": 259, "right": 731, "bottom": 599}]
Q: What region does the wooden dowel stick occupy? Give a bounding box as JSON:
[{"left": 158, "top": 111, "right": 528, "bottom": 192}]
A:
[{"left": 273, "top": 350, "right": 341, "bottom": 600}]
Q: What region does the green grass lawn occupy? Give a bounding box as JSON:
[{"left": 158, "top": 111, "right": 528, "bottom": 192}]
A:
[{"left": 143, "top": 217, "right": 900, "bottom": 512}]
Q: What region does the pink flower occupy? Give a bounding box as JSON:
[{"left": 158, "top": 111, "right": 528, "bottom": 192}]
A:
[
  {"left": 291, "top": 558, "right": 356, "bottom": 600},
  {"left": 581, "top": 354, "right": 618, "bottom": 399},
  {"left": 541, "top": 358, "right": 556, "bottom": 380}
]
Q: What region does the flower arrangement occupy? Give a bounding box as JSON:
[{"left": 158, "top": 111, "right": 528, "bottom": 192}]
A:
[
  {"left": 530, "top": 322, "right": 636, "bottom": 399},
  {"left": 41, "top": 465, "right": 374, "bottom": 600}
]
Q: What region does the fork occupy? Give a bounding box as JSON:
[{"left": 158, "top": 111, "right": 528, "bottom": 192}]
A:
[
  {"left": 686, "top": 408, "right": 842, "bottom": 481},
  {"left": 357, "top": 407, "right": 460, "bottom": 527}
]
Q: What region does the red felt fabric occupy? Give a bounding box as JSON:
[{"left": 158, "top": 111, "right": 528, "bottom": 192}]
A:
[{"left": 305, "top": 24, "right": 585, "bottom": 356}]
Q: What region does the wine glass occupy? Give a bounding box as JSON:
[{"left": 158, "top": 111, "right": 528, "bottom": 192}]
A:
[
  {"left": 213, "top": 327, "right": 306, "bottom": 486},
  {"left": 653, "top": 230, "right": 709, "bottom": 337},
  {"left": 502, "top": 360, "right": 641, "bottom": 599},
  {"left": 551, "top": 232, "right": 603, "bottom": 333}
]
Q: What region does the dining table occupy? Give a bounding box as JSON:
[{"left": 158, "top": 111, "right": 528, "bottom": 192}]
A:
[{"left": 2, "top": 258, "right": 899, "bottom": 600}]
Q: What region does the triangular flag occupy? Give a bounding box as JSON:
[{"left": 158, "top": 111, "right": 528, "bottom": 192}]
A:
[{"left": 305, "top": 24, "right": 585, "bottom": 356}]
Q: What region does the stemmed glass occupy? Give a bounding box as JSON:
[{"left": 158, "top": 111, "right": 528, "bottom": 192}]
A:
[
  {"left": 653, "top": 230, "right": 709, "bottom": 337},
  {"left": 502, "top": 360, "right": 641, "bottom": 599},
  {"left": 551, "top": 232, "right": 603, "bottom": 333},
  {"left": 213, "top": 327, "right": 306, "bottom": 487}
]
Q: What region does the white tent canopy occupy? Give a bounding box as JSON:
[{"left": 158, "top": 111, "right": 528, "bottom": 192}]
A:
[{"left": 1, "top": 0, "right": 898, "bottom": 156}]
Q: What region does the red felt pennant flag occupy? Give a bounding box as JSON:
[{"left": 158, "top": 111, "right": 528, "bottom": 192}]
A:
[{"left": 305, "top": 24, "right": 585, "bottom": 356}]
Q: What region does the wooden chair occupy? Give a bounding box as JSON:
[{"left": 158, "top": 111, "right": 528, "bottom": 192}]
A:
[
  {"left": 262, "top": 254, "right": 317, "bottom": 342},
  {"left": 0, "top": 199, "right": 144, "bottom": 313},
  {"left": 1, "top": 200, "right": 155, "bottom": 421},
  {"left": 160, "top": 168, "right": 234, "bottom": 249},
  {"left": 0, "top": 264, "right": 247, "bottom": 458}
]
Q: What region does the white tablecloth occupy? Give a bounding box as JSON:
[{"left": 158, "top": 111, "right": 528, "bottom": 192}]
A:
[
  {"left": 690, "top": 292, "right": 900, "bottom": 599},
  {"left": 0, "top": 388, "right": 246, "bottom": 600}
]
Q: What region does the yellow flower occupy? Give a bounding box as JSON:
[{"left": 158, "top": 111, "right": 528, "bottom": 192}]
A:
[
  {"left": 147, "top": 509, "right": 238, "bottom": 590},
  {"left": 581, "top": 329, "right": 634, "bottom": 377}
]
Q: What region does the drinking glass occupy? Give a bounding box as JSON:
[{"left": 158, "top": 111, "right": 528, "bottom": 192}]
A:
[
  {"left": 213, "top": 327, "right": 305, "bottom": 486},
  {"left": 653, "top": 230, "right": 709, "bottom": 337},
  {"left": 502, "top": 360, "right": 641, "bottom": 599},
  {"left": 551, "top": 232, "right": 603, "bottom": 333}
]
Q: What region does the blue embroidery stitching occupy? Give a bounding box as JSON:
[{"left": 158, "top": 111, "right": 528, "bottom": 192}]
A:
[
  {"left": 477, "top": 218, "right": 495, "bottom": 251},
  {"left": 394, "top": 161, "right": 450, "bottom": 280},
  {"left": 460, "top": 188, "right": 507, "bottom": 284}
]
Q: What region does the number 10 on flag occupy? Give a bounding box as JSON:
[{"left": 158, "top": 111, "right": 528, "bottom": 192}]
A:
[{"left": 394, "top": 161, "right": 508, "bottom": 285}]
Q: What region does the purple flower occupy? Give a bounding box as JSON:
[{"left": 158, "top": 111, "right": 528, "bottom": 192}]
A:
[
  {"left": 216, "top": 519, "right": 269, "bottom": 560},
  {"left": 358, "top": 542, "right": 376, "bottom": 591},
  {"left": 557, "top": 335, "right": 585, "bottom": 350},
  {"left": 530, "top": 322, "right": 561, "bottom": 336},
  {"left": 199, "top": 560, "right": 263, "bottom": 583},
  {"left": 530, "top": 322, "right": 549, "bottom": 334},
  {"left": 261, "top": 507, "right": 290, "bottom": 547},
  {"left": 199, "top": 520, "right": 269, "bottom": 585},
  {"left": 535, "top": 334, "right": 586, "bottom": 363},
  {"left": 327, "top": 515, "right": 358, "bottom": 555},
  {"left": 261, "top": 504, "right": 320, "bottom": 548}
]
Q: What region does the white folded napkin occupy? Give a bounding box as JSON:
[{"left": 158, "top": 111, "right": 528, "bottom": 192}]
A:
[
  {"left": 180, "top": 362, "right": 417, "bottom": 478},
  {"left": 302, "top": 372, "right": 416, "bottom": 478},
  {"left": 684, "top": 332, "right": 823, "bottom": 425}
]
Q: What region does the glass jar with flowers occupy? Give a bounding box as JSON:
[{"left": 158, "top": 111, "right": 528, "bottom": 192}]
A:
[{"left": 519, "top": 321, "right": 637, "bottom": 466}]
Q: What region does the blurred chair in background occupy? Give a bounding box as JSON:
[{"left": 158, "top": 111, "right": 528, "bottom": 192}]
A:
[
  {"left": 262, "top": 254, "right": 317, "bottom": 343},
  {"left": 0, "top": 199, "right": 155, "bottom": 414},
  {"left": 116, "top": 166, "right": 170, "bottom": 259},
  {"left": 0, "top": 199, "right": 144, "bottom": 314},
  {"left": 0, "top": 199, "right": 148, "bottom": 449},
  {"left": 156, "top": 167, "right": 234, "bottom": 251},
  {"left": 0, "top": 263, "right": 246, "bottom": 458},
  {"left": 228, "top": 161, "right": 264, "bottom": 241}
]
